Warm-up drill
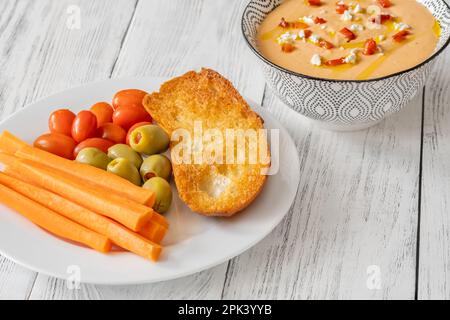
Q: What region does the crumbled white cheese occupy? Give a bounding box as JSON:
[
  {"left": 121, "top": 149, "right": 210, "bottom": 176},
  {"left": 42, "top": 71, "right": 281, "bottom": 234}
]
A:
[
  {"left": 302, "top": 15, "right": 315, "bottom": 25},
  {"left": 277, "top": 32, "right": 294, "bottom": 44},
  {"left": 310, "top": 54, "right": 322, "bottom": 66},
  {"left": 321, "top": 25, "right": 327, "bottom": 30},
  {"left": 337, "top": 0, "right": 345, "bottom": 5},
  {"left": 309, "top": 34, "right": 320, "bottom": 44},
  {"left": 344, "top": 52, "right": 358, "bottom": 64},
  {"left": 394, "top": 22, "right": 411, "bottom": 31},
  {"left": 298, "top": 29, "right": 306, "bottom": 39},
  {"left": 341, "top": 10, "right": 353, "bottom": 21},
  {"left": 376, "top": 34, "right": 386, "bottom": 42},
  {"left": 353, "top": 4, "right": 362, "bottom": 14},
  {"left": 349, "top": 24, "right": 364, "bottom": 31}
]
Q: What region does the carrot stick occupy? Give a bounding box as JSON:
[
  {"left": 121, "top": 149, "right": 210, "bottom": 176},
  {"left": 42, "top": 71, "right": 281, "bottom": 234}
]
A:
[
  {"left": 139, "top": 220, "right": 168, "bottom": 244},
  {"left": 0, "top": 172, "right": 162, "bottom": 261},
  {"left": 0, "top": 183, "right": 111, "bottom": 253},
  {"left": 15, "top": 143, "right": 156, "bottom": 207},
  {"left": 8, "top": 132, "right": 168, "bottom": 227},
  {"left": 0, "top": 131, "right": 28, "bottom": 154},
  {"left": 0, "top": 152, "right": 18, "bottom": 168},
  {"left": 151, "top": 212, "right": 169, "bottom": 228},
  {"left": 7, "top": 159, "right": 153, "bottom": 232}
]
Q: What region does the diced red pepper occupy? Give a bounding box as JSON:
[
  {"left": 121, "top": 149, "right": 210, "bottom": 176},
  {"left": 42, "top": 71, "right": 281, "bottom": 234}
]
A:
[
  {"left": 378, "top": 0, "right": 391, "bottom": 8},
  {"left": 370, "top": 14, "right": 392, "bottom": 24},
  {"left": 281, "top": 43, "right": 295, "bottom": 52},
  {"left": 314, "top": 17, "right": 327, "bottom": 24},
  {"left": 363, "top": 38, "right": 377, "bottom": 55},
  {"left": 308, "top": 0, "right": 321, "bottom": 6},
  {"left": 340, "top": 27, "right": 357, "bottom": 42},
  {"left": 393, "top": 30, "right": 410, "bottom": 42},
  {"left": 279, "top": 17, "right": 308, "bottom": 29},
  {"left": 279, "top": 17, "right": 290, "bottom": 28},
  {"left": 292, "top": 21, "right": 309, "bottom": 29},
  {"left": 319, "top": 40, "right": 335, "bottom": 49},
  {"left": 304, "top": 29, "right": 313, "bottom": 38},
  {"left": 325, "top": 57, "right": 346, "bottom": 66},
  {"left": 336, "top": 2, "right": 348, "bottom": 14}
]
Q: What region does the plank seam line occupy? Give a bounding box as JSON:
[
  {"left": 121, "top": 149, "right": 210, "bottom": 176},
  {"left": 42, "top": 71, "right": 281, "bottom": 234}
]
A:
[
  {"left": 415, "top": 86, "right": 426, "bottom": 300},
  {"left": 25, "top": 272, "right": 38, "bottom": 300},
  {"left": 109, "top": 0, "right": 140, "bottom": 77}
]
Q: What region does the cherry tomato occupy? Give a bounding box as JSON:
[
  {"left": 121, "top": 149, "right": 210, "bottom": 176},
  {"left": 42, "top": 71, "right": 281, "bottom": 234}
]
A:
[
  {"left": 96, "top": 123, "right": 127, "bottom": 144},
  {"left": 112, "top": 89, "right": 148, "bottom": 111},
  {"left": 126, "top": 121, "right": 152, "bottom": 145},
  {"left": 34, "top": 133, "right": 77, "bottom": 160},
  {"left": 73, "top": 138, "right": 115, "bottom": 158},
  {"left": 48, "top": 109, "right": 76, "bottom": 136},
  {"left": 90, "top": 102, "right": 114, "bottom": 127},
  {"left": 72, "top": 110, "right": 98, "bottom": 143},
  {"left": 112, "top": 106, "right": 152, "bottom": 130}
]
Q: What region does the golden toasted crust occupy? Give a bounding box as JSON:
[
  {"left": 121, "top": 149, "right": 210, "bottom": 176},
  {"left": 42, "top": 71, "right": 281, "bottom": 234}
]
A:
[{"left": 143, "top": 68, "right": 269, "bottom": 216}]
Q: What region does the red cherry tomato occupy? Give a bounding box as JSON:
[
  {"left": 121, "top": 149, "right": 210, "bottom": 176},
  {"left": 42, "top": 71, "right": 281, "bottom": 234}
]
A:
[
  {"left": 73, "top": 138, "right": 114, "bottom": 158},
  {"left": 96, "top": 123, "right": 127, "bottom": 144},
  {"left": 72, "top": 110, "right": 98, "bottom": 143},
  {"left": 48, "top": 109, "right": 76, "bottom": 136},
  {"left": 112, "top": 89, "right": 148, "bottom": 111},
  {"left": 34, "top": 133, "right": 76, "bottom": 160},
  {"left": 112, "top": 106, "right": 152, "bottom": 130},
  {"left": 90, "top": 102, "right": 114, "bottom": 127},
  {"left": 126, "top": 121, "right": 152, "bottom": 145}
]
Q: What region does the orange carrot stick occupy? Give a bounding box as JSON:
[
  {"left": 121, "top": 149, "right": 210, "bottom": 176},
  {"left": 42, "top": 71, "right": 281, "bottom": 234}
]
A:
[
  {"left": 7, "top": 159, "right": 153, "bottom": 232},
  {"left": 7, "top": 132, "right": 167, "bottom": 227},
  {"left": 0, "top": 131, "right": 28, "bottom": 154},
  {"left": 0, "top": 152, "right": 17, "bottom": 168},
  {"left": 139, "top": 220, "right": 168, "bottom": 244},
  {"left": 151, "top": 212, "right": 169, "bottom": 228},
  {"left": 15, "top": 143, "right": 156, "bottom": 207},
  {"left": 0, "top": 183, "right": 111, "bottom": 253},
  {"left": 0, "top": 172, "right": 162, "bottom": 261}
]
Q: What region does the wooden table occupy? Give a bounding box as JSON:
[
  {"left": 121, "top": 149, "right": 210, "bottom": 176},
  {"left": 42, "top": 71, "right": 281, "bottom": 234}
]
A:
[{"left": 1, "top": 0, "right": 450, "bottom": 300}]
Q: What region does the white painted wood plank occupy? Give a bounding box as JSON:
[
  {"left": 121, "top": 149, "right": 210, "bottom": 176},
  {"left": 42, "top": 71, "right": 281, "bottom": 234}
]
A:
[
  {"left": 0, "top": 256, "right": 36, "bottom": 299},
  {"left": 29, "top": 0, "right": 267, "bottom": 300},
  {"left": 222, "top": 90, "right": 422, "bottom": 299},
  {"left": 0, "top": 0, "right": 138, "bottom": 299},
  {"left": 419, "top": 51, "right": 450, "bottom": 299}
]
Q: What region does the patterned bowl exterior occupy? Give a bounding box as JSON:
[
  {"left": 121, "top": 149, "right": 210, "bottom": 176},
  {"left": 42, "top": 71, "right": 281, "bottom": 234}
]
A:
[{"left": 242, "top": 0, "right": 450, "bottom": 130}]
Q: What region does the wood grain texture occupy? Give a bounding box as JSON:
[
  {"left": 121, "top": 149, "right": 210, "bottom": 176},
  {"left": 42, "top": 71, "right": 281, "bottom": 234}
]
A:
[
  {"left": 419, "top": 53, "right": 450, "bottom": 299},
  {"left": 1, "top": 0, "right": 448, "bottom": 300},
  {"left": 0, "top": 0, "right": 137, "bottom": 299},
  {"left": 222, "top": 90, "right": 422, "bottom": 299},
  {"left": 28, "top": 0, "right": 267, "bottom": 300}
]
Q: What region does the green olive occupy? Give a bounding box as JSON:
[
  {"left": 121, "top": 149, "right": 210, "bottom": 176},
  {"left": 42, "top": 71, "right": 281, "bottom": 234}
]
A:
[
  {"left": 129, "top": 125, "right": 169, "bottom": 155},
  {"left": 107, "top": 157, "right": 141, "bottom": 186},
  {"left": 142, "top": 177, "right": 172, "bottom": 214},
  {"left": 75, "top": 147, "right": 111, "bottom": 170},
  {"left": 107, "top": 144, "right": 143, "bottom": 169},
  {"left": 140, "top": 154, "right": 172, "bottom": 182}
]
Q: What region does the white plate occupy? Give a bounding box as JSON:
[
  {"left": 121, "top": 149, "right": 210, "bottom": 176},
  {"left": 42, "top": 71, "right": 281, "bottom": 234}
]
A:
[{"left": 0, "top": 77, "right": 300, "bottom": 285}]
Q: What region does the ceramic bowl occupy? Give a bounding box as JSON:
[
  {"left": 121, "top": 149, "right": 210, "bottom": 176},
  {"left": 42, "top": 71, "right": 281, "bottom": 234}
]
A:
[{"left": 242, "top": 0, "right": 450, "bottom": 131}]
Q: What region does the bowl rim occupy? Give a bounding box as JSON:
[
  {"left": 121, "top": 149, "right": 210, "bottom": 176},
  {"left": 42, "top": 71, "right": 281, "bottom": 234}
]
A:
[{"left": 241, "top": 0, "right": 450, "bottom": 83}]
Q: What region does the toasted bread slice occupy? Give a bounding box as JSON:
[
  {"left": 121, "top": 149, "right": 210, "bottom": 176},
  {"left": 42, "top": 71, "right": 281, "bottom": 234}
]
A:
[{"left": 143, "top": 69, "right": 269, "bottom": 216}]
